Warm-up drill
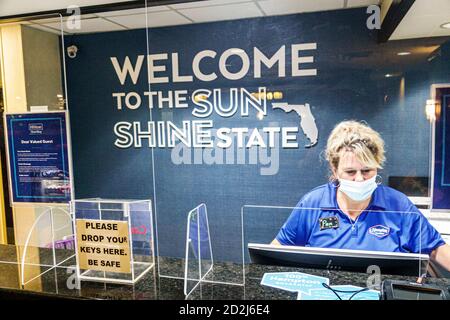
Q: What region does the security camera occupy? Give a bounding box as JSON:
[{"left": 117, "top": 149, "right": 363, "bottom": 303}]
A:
[{"left": 67, "top": 45, "right": 78, "bottom": 59}]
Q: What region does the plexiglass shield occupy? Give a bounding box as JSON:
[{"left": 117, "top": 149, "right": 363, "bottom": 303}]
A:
[
  {"left": 242, "top": 205, "right": 438, "bottom": 300},
  {"left": 0, "top": 13, "right": 76, "bottom": 290},
  {"left": 184, "top": 203, "right": 213, "bottom": 297},
  {"left": 139, "top": 1, "right": 450, "bottom": 299},
  {"left": 71, "top": 198, "right": 154, "bottom": 285}
]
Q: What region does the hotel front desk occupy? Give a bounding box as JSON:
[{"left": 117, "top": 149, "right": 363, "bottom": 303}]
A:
[{"left": 0, "top": 244, "right": 449, "bottom": 300}]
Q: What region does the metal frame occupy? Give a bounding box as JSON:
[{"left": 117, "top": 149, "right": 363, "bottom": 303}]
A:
[
  {"left": 0, "top": 0, "right": 207, "bottom": 23},
  {"left": 378, "top": 0, "right": 416, "bottom": 43},
  {"left": 3, "top": 110, "right": 74, "bottom": 207},
  {"left": 430, "top": 84, "right": 450, "bottom": 212}
]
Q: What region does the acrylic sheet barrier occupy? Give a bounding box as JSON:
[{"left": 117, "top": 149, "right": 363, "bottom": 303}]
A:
[
  {"left": 62, "top": 0, "right": 443, "bottom": 287},
  {"left": 2, "top": 11, "right": 74, "bottom": 205},
  {"left": 71, "top": 198, "right": 154, "bottom": 285},
  {"left": 0, "top": 204, "right": 75, "bottom": 288},
  {"left": 241, "top": 205, "right": 445, "bottom": 294},
  {"left": 184, "top": 203, "right": 213, "bottom": 297}
]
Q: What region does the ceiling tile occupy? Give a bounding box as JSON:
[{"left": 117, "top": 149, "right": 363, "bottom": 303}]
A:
[
  {"left": 390, "top": 15, "right": 438, "bottom": 40},
  {"left": 404, "top": 0, "right": 450, "bottom": 17},
  {"left": 431, "top": 14, "right": 450, "bottom": 37},
  {"left": 42, "top": 17, "right": 126, "bottom": 34},
  {"left": 96, "top": 6, "right": 169, "bottom": 17},
  {"left": 389, "top": 0, "right": 450, "bottom": 40},
  {"left": 389, "top": 1, "right": 450, "bottom": 40},
  {"left": 107, "top": 12, "right": 192, "bottom": 29},
  {"left": 27, "top": 23, "right": 63, "bottom": 34},
  {"left": 0, "top": 0, "right": 126, "bottom": 17},
  {"left": 170, "top": 0, "right": 251, "bottom": 10},
  {"left": 432, "top": 27, "right": 450, "bottom": 37},
  {"left": 23, "top": 14, "right": 97, "bottom": 25},
  {"left": 346, "top": 0, "right": 380, "bottom": 8},
  {"left": 179, "top": 2, "right": 263, "bottom": 23},
  {"left": 0, "top": 20, "right": 33, "bottom": 27},
  {"left": 144, "top": 5, "right": 171, "bottom": 12},
  {"left": 258, "top": 0, "right": 344, "bottom": 15}
]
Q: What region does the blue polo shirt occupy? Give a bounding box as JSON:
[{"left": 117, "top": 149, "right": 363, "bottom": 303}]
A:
[{"left": 275, "top": 183, "right": 446, "bottom": 254}]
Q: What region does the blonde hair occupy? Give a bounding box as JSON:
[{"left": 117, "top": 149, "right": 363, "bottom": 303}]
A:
[{"left": 325, "top": 121, "right": 385, "bottom": 179}]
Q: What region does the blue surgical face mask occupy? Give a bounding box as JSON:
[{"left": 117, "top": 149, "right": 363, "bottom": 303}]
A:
[{"left": 338, "top": 175, "right": 378, "bottom": 202}]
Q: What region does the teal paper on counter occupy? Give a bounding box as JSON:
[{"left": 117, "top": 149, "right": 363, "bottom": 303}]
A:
[{"left": 261, "top": 272, "right": 329, "bottom": 294}]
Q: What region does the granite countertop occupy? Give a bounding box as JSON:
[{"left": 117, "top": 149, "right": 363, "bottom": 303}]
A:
[{"left": 0, "top": 244, "right": 449, "bottom": 300}]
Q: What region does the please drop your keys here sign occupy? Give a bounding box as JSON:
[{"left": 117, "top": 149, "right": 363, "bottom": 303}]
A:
[{"left": 76, "top": 219, "right": 131, "bottom": 273}]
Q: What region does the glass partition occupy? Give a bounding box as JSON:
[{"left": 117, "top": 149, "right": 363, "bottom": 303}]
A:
[
  {"left": 54, "top": 5, "right": 151, "bottom": 285},
  {"left": 184, "top": 203, "right": 213, "bottom": 297},
  {"left": 45, "top": 0, "right": 450, "bottom": 299},
  {"left": 71, "top": 199, "right": 154, "bottom": 285},
  {"left": 11, "top": 13, "right": 68, "bottom": 113},
  {"left": 139, "top": 1, "right": 450, "bottom": 288},
  {"left": 2, "top": 0, "right": 450, "bottom": 300},
  {"left": 144, "top": 0, "right": 274, "bottom": 282},
  {"left": 3, "top": 14, "right": 71, "bottom": 205},
  {"left": 49, "top": 206, "right": 75, "bottom": 266},
  {"left": 241, "top": 205, "right": 438, "bottom": 299},
  {"left": 20, "top": 206, "right": 74, "bottom": 286},
  {"left": 0, "top": 13, "right": 73, "bottom": 289},
  {"left": 19, "top": 207, "right": 54, "bottom": 286}
]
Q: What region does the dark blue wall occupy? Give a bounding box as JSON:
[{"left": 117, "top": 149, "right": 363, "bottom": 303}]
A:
[{"left": 66, "top": 8, "right": 450, "bottom": 263}]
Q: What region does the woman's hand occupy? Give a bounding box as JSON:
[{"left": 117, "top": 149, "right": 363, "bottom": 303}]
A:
[
  {"left": 271, "top": 239, "right": 282, "bottom": 246},
  {"left": 430, "top": 243, "right": 450, "bottom": 272}
]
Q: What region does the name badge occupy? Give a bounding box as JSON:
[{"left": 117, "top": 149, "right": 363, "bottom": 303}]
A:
[{"left": 319, "top": 216, "right": 339, "bottom": 230}]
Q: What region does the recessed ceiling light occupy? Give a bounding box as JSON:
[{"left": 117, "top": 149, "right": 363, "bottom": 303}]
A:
[
  {"left": 441, "top": 22, "right": 450, "bottom": 29},
  {"left": 385, "top": 72, "right": 402, "bottom": 78},
  {"left": 397, "top": 52, "right": 411, "bottom": 56}
]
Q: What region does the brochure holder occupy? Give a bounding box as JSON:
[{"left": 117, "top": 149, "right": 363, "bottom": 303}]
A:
[{"left": 71, "top": 198, "right": 154, "bottom": 284}]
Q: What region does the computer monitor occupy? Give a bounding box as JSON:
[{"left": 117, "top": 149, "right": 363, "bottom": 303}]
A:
[
  {"left": 248, "top": 243, "right": 429, "bottom": 276},
  {"left": 388, "top": 176, "right": 429, "bottom": 197}
]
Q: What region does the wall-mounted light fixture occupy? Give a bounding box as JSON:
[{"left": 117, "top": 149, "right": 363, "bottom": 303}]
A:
[
  {"left": 251, "top": 91, "right": 283, "bottom": 100},
  {"left": 57, "top": 94, "right": 65, "bottom": 109},
  {"left": 426, "top": 99, "right": 436, "bottom": 122},
  {"left": 273, "top": 92, "right": 283, "bottom": 99},
  {"left": 193, "top": 94, "right": 208, "bottom": 102}
]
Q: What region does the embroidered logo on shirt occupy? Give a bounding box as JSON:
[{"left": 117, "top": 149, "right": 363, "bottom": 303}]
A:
[{"left": 368, "top": 225, "right": 390, "bottom": 238}]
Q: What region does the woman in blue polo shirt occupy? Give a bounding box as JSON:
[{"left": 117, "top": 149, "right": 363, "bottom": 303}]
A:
[{"left": 273, "top": 120, "right": 450, "bottom": 271}]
